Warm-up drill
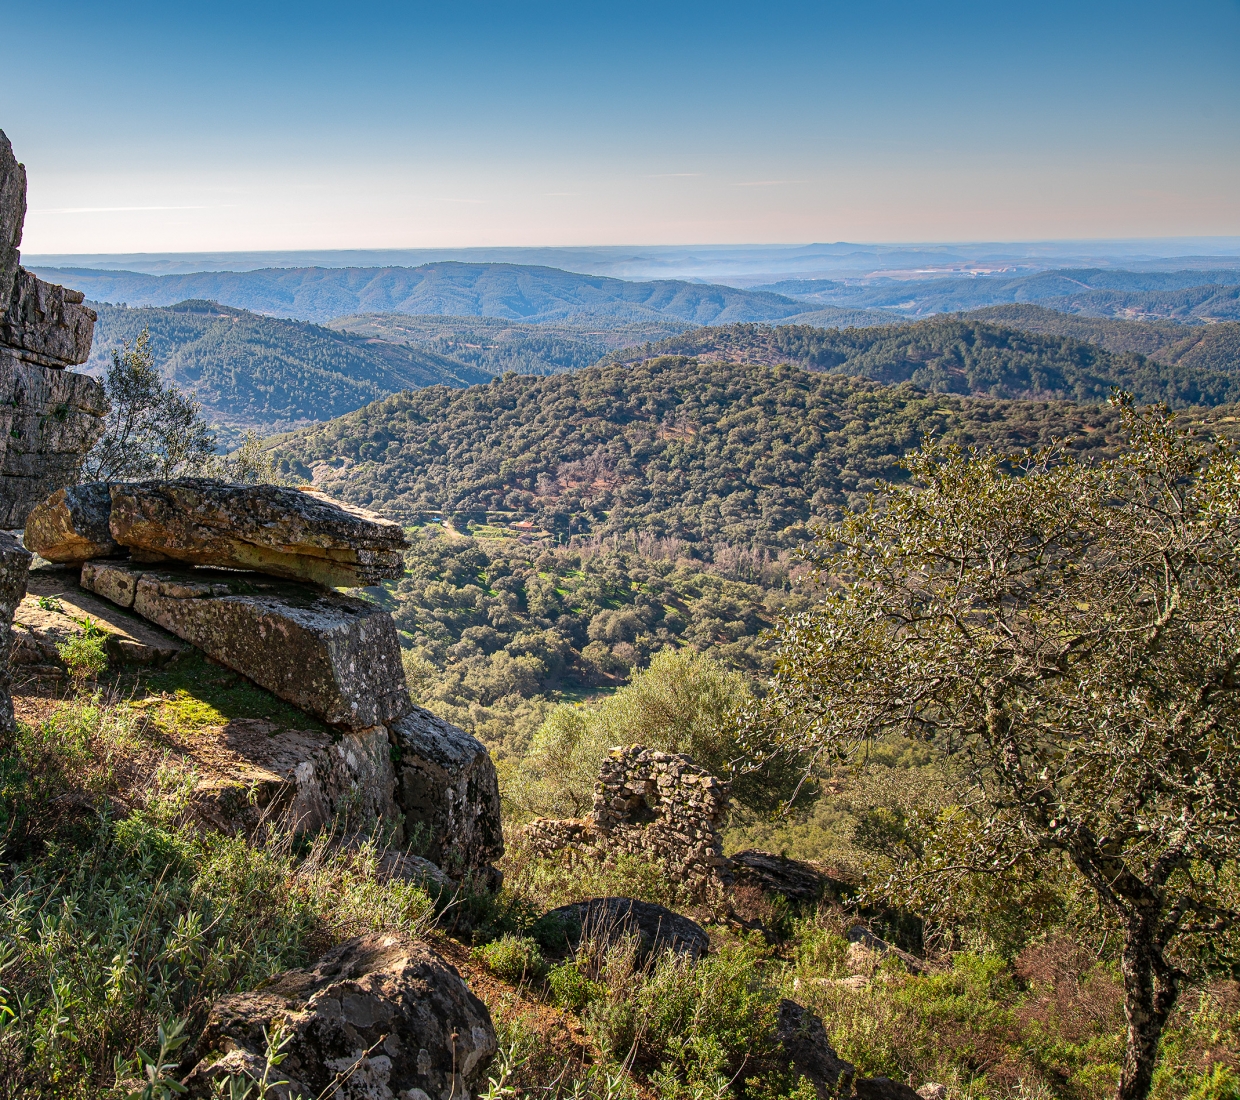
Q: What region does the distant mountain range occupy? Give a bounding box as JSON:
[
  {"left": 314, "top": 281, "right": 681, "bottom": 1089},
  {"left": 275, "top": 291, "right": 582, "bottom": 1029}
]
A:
[
  {"left": 87, "top": 300, "right": 490, "bottom": 446},
  {"left": 755, "top": 269, "right": 1240, "bottom": 320},
  {"left": 39, "top": 263, "right": 819, "bottom": 327}
]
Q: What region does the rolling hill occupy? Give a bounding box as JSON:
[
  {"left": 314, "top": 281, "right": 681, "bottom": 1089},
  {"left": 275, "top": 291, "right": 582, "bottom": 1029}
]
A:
[
  {"left": 88, "top": 300, "right": 491, "bottom": 446},
  {"left": 34, "top": 262, "right": 813, "bottom": 327},
  {"left": 599, "top": 318, "right": 1240, "bottom": 407}
]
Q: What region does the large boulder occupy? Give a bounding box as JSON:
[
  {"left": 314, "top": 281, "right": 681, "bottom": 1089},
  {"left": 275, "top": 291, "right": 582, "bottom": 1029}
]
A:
[
  {"left": 108, "top": 480, "right": 408, "bottom": 588},
  {"left": 25, "top": 482, "right": 119, "bottom": 563},
  {"left": 81, "top": 561, "right": 411, "bottom": 729},
  {"left": 543, "top": 897, "right": 711, "bottom": 961},
  {"left": 181, "top": 933, "right": 496, "bottom": 1100},
  {"left": 1, "top": 269, "right": 97, "bottom": 367},
  {"left": 0, "top": 532, "right": 31, "bottom": 736},
  {"left": 773, "top": 1000, "right": 855, "bottom": 1099},
  {"left": 390, "top": 706, "right": 504, "bottom": 882}
]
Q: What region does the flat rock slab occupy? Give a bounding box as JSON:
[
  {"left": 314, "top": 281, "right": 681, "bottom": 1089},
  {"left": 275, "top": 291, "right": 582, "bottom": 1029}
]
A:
[
  {"left": 177, "top": 717, "right": 399, "bottom": 838},
  {"left": 108, "top": 479, "right": 408, "bottom": 588},
  {"left": 544, "top": 897, "right": 711, "bottom": 961},
  {"left": 82, "top": 560, "right": 410, "bottom": 729},
  {"left": 13, "top": 567, "right": 185, "bottom": 668},
  {"left": 182, "top": 933, "right": 496, "bottom": 1100}
]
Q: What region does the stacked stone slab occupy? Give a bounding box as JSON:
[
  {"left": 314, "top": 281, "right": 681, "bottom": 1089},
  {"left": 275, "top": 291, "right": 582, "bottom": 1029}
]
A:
[
  {"left": 26, "top": 478, "right": 506, "bottom": 883},
  {"left": 0, "top": 130, "right": 106, "bottom": 529},
  {"left": 522, "top": 745, "right": 731, "bottom": 901}
]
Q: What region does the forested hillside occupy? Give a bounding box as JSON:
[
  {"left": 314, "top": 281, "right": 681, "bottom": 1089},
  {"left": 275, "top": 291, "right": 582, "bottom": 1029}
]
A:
[
  {"left": 601, "top": 318, "right": 1240, "bottom": 405},
  {"left": 274, "top": 357, "right": 1138, "bottom": 550},
  {"left": 965, "top": 304, "right": 1240, "bottom": 369},
  {"left": 327, "top": 314, "right": 686, "bottom": 375},
  {"left": 88, "top": 300, "right": 490, "bottom": 444},
  {"left": 34, "top": 262, "right": 812, "bottom": 325}
]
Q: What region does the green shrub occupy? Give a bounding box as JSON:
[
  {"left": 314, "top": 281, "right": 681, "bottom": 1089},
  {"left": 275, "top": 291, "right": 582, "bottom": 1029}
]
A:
[
  {"left": 548, "top": 961, "right": 604, "bottom": 1013},
  {"left": 1188, "top": 1066, "right": 1240, "bottom": 1100},
  {"left": 56, "top": 623, "right": 108, "bottom": 685},
  {"left": 473, "top": 934, "right": 547, "bottom": 983}
]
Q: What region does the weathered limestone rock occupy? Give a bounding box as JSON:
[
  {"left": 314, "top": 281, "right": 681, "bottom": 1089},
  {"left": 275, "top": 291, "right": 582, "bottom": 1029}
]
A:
[
  {"left": 81, "top": 560, "right": 410, "bottom": 729},
  {"left": 188, "top": 719, "right": 399, "bottom": 839},
  {"left": 0, "top": 131, "right": 24, "bottom": 323},
  {"left": 108, "top": 480, "right": 408, "bottom": 588},
  {"left": 1, "top": 268, "right": 97, "bottom": 367},
  {"left": 390, "top": 706, "right": 504, "bottom": 881},
  {"left": 181, "top": 933, "right": 496, "bottom": 1100},
  {"left": 25, "top": 482, "right": 119, "bottom": 563},
  {"left": 11, "top": 566, "right": 185, "bottom": 670},
  {"left": 846, "top": 925, "right": 927, "bottom": 975},
  {"left": 773, "top": 1000, "right": 855, "bottom": 1099},
  {"left": 0, "top": 360, "right": 106, "bottom": 527},
  {"left": 543, "top": 897, "right": 711, "bottom": 961},
  {"left": 522, "top": 745, "right": 731, "bottom": 902},
  {"left": 0, "top": 532, "right": 31, "bottom": 736},
  {"left": 0, "top": 130, "right": 106, "bottom": 529}
]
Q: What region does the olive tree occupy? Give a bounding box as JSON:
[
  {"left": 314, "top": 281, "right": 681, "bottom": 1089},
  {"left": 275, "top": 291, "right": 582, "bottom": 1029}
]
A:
[
  {"left": 757, "top": 399, "right": 1240, "bottom": 1100},
  {"left": 81, "top": 328, "right": 216, "bottom": 482}
]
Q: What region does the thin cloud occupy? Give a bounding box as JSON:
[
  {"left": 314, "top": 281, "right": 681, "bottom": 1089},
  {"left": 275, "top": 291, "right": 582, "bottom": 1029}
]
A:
[
  {"left": 645, "top": 172, "right": 702, "bottom": 178},
  {"left": 35, "top": 204, "right": 232, "bottom": 213},
  {"left": 732, "top": 179, "right": 808, "bottom": 187}
]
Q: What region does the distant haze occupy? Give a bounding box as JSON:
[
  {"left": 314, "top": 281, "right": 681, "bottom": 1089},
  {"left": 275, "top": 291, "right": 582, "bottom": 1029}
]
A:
[{"left": 2, "top": 1, "right": 1238, "bottom": 252}]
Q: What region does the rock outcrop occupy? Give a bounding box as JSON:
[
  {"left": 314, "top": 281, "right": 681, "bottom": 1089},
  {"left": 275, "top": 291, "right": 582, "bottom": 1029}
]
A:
[
  {"left": 543, "top": 897, "right": 711, "bottom": 961},
  {"left": 181, "top": 933, "right": 496, "bottom": 1100},
  {"left": 81, "top": 560, "right": 410, "bottom": 729},
  {"left": 0, "top": 532, "right": 31, "bottom": 736},
  {"left": 107, "top": 480, "right": 407, "bottom": 588},
  {"left": 390, "top": 707, "right": 504, "bottom": 883},
  {"left": 729, "top": 849, "right": 832, "bottom": 904},
  {"left": 522, "top": 745, "right": 731, "bottom": 901},
  {"left": 0, "top": 130, "right": 106, "bottom": 529}
]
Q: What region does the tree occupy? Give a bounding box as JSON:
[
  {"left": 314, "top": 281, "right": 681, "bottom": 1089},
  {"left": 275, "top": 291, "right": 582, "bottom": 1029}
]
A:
[
  {"left": 757, "top": 398, "right": 1240, "bottom": 1100},
  {"left": 81, "top": 329, "right": 216, "bottom": 482}
]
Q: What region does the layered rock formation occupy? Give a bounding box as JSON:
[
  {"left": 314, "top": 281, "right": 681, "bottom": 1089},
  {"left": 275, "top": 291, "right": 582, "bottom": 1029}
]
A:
[
  {"left": 48, "top": 484, "right": 505, "bottom": 885},
  {"left": 0, "top": 532, "right": 31, "bottom": 736},
  {"left": 0, "top": 131, "right": 106, "bottom": 529}
]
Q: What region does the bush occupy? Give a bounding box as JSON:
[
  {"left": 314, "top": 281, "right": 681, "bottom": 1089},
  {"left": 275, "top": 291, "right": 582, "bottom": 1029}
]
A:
[
  {"left": 473, "top": 934, "right": 547, "bottom": 983},
  {"left": 56, "top": 624, "right": 108, "bottom": 686},
  {"left": 548, "top": 961, "right": 604, "bottom": 1014}
]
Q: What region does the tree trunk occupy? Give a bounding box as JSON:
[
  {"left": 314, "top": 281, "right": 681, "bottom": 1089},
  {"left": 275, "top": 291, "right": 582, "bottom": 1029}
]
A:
[{"left": 1117, "top": 911, "right": 1179, "bottom": 1100}]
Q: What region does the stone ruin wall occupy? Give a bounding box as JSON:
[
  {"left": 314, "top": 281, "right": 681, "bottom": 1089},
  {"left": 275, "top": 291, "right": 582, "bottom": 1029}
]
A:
[{"left": 522, "top": 745, "right": 731, "bottom": 900}]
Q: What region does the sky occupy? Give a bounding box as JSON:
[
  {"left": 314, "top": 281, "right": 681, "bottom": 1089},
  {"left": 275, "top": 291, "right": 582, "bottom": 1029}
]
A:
[{"left": 3, "top": 0, "right": 1239, "bottom": 253}]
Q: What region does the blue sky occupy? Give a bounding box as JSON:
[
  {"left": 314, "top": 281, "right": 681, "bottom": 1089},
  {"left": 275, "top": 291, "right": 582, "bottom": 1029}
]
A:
[{"left": 4, "top": 0, "right": 1239, "bottom": 251}]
